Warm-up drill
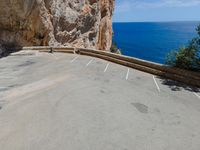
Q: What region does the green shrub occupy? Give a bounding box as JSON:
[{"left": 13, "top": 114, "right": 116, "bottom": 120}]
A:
[
  {"left": 166, "top": 24, "right": 200, "bottom": 71},
  {"left": 110, "top": 42, "right": 121, "bottom": 54}
]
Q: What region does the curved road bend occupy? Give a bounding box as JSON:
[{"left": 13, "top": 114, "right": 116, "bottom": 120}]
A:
[{"left": 0, "top": 50, "right": 200, "bottom": 150}]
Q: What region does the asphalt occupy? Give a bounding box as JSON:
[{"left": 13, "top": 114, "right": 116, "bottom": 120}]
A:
[{"left": 0, "top": 50, "right": 200, "bottom": 150}]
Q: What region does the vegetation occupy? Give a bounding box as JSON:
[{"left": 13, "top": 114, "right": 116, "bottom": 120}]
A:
[
  {"left": 166, "top": 24, "right": 200, "bottom": 71},
  {"left": 110, "top": 42, "right": 121, "bottom": 54}
]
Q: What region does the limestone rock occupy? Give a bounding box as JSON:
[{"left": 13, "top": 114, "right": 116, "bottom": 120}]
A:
[{"left": 0, "top": 0, "right": 114, "bottom": 51}]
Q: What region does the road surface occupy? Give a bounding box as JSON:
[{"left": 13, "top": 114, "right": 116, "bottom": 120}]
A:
[{"left": 0, "top": 50, "right": 200, "bottom": 150}]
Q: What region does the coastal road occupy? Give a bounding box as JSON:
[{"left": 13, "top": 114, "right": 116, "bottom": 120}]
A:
[{"left": 0, "top": 50, "right": 200, "bottom": 150}]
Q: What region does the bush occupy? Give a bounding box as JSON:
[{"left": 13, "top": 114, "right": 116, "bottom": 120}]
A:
[
  {"left": 166, "top": 24, "right": 200, "bottom": 71},
  {"left": 110, "top": 42, "right": 121, "bottom": 54}
]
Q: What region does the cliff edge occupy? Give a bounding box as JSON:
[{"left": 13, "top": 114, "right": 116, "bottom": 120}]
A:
[{"left": 0, "top": 0, "right": 114, "bottom": 55}]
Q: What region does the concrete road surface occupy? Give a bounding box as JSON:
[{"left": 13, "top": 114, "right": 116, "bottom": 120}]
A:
[{"left": 0, "top": 50, "right": 200, "bottom": 150}]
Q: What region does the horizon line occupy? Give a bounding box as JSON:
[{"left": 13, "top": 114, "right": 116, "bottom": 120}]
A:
[{"left": 113, "top": 20, "right": 200, "bottom": 23}]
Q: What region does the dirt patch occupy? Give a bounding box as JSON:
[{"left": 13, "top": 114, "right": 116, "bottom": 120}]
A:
[
  {"left": 17, "top": 61, "right": 35, "bottom": 67},
  {"left": 0, "top": 87, "right": 8, "bottom": 92},
  {"left": 131, "top": 102, "right": 148, "bottom": 114}
]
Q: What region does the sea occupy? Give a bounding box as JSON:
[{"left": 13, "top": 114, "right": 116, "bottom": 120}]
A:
[{"left": 113, "top": 21, "right": 200, "bottom": 64}]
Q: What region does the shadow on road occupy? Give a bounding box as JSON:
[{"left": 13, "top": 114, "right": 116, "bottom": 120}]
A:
[
  {"left": 0, "top": 40, "right": 22, "bottom": 58},
  {"left": 158, "top": 77, "right": 199, "bottom": 92}
]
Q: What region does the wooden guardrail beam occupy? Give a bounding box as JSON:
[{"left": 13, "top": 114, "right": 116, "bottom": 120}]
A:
[
  {"left": 78, "top": 48, "right": 200, "bottom": 80},
  {"left": 79, "top": 50, "right": 200, "bottom": 87},
  {"left": 22, "top": 46, "right": 200, "bottom": 87}
]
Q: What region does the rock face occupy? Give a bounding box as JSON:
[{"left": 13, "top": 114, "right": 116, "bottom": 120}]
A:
[{"left": 0, "top": 0, "right": 114, "bottom": 51}]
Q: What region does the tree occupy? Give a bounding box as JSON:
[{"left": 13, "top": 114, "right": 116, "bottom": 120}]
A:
[{"left": 166, "top": 24, "right": 200, "bottom": 71}]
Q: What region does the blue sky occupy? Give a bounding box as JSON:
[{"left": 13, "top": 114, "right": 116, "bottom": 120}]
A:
[{"left": 113, "top": 0, "right": 200, "bottom": 22}]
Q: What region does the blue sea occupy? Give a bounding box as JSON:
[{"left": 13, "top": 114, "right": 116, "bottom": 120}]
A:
[{"left": 113, "top": 21, "right": 200, "bottom": 64}]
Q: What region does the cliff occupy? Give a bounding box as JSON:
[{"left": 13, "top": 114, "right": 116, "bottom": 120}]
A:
[{"left": 0, "top": 0, "right": 114, "bottom": 56}]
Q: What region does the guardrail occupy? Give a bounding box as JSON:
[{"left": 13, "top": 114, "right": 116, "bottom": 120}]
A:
[{"left": 22, "top": 46, "right": 200, "bottom": 87}]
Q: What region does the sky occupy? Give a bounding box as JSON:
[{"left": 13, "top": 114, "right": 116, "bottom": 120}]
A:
[{"left": 113, "top": 0, "right": 200, "bottom": 22}]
